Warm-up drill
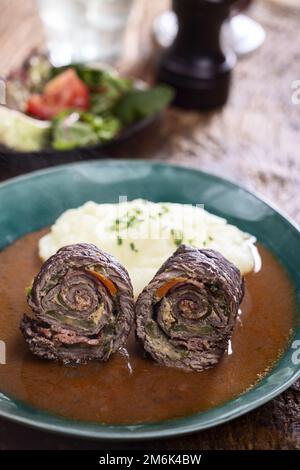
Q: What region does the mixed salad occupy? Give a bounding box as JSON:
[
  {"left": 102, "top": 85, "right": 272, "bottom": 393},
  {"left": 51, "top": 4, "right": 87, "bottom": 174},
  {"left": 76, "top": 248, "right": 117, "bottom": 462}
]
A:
[{"left": 0, "top": 54, "right": 173, "bottom": 152}]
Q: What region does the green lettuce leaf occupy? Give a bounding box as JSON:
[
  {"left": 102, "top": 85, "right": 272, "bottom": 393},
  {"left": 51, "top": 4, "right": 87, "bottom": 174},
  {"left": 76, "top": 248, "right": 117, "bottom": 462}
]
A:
[
  {"left": 115, "top": 85, "right": 174, "bottom": 125},
  {"left": 52, "top": 111, "right": 121, "bottom": 150}
]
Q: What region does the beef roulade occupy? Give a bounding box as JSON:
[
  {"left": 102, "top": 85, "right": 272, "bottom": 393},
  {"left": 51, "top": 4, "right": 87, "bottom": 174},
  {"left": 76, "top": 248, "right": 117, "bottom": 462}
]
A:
[
  {"left": 136, "top": 245, "right": 244, "bottom": 371},
  {"left": 21, "top": 243, "right": 134, "bottom": 364}
]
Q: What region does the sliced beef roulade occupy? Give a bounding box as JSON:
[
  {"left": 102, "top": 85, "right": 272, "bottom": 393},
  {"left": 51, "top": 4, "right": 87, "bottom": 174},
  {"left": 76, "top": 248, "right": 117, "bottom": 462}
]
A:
[
  {"left": 136, "top": 245, "right": 244, "bottom": 371},
  {"left": 20, "top": 243, "right": 134, "bottom": 364}
]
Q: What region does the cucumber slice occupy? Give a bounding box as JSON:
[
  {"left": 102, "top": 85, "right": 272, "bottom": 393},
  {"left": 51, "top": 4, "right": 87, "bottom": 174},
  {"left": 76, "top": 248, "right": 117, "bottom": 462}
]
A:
[{"left": 0, "top": 106, "right": 51, "bottom": 151}]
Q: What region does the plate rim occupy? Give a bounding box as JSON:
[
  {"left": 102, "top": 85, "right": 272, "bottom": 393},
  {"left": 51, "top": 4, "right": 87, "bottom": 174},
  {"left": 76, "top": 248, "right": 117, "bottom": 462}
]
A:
[
  {"left": 0, "top": 158, "right": 299, "bottom": 440},
  {"left": 1, "top": 158, "right": 300, "bottom": 235}
]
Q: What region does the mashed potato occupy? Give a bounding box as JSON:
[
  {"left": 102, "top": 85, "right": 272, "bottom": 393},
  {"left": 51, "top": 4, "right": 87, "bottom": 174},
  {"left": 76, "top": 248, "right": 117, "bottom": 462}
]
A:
[{"left": 39, "top": 199, "right": 257, "bottom": 296}]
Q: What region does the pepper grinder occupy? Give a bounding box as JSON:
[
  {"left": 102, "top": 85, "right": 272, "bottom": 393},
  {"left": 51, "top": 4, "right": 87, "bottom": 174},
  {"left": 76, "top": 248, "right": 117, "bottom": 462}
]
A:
[{"left": 157, "top": 0, "right": 236, "bottom": 110}]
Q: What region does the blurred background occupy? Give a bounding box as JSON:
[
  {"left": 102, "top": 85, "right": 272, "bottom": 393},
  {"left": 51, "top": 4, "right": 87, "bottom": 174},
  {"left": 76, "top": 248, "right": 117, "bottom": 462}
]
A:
[
  {"left": 0, "top": 1, "right": 299, "bottom": 222},
  {"left": 0, "top": 0, "right": 299, "bottom": 218}
]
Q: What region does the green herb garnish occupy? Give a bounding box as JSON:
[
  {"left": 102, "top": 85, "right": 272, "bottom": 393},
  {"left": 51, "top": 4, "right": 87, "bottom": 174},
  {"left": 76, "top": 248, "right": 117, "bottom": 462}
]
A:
[
  {"left": 130, "top": 242, "right": 138, "bottom": 252},
  {"left": 159, "top": 205, "right": 170, "bottom": 216},
  {"left": 51, "top": 111, "right": 121, "bottom": 150},
  {"left": 170, "top": 229, "right": 184, "bottom": 247},
  {"left": 115, "top": 85, "right": 174, "bottom": 126},
  {"left": 26, "top": 286, "right": 32, "bottom": 297}
]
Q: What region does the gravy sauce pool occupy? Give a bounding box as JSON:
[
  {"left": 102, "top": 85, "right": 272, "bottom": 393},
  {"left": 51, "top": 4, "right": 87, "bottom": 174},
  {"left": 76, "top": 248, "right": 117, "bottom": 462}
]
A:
[{"left": 0, "top": 229, "right": 296, "bottom": 425}]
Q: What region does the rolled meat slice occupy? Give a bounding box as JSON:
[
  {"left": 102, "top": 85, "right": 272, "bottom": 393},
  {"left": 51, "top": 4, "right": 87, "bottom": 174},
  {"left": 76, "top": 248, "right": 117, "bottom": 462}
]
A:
[
  {"left": 136, "top": 245, "right": 244, "bottom": 371},
  {"left": 20, "top": 243, "right": 134, "bottom": 364}
]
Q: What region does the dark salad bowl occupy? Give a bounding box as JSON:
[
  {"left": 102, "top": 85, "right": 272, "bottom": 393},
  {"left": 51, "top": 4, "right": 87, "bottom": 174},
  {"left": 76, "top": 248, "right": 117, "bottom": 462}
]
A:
[
  {"left": 0, "top": 53, "right": 171, "bottom": 175},
  {"left": 0, "top": 112, "right": 161, "bottom": 175}
]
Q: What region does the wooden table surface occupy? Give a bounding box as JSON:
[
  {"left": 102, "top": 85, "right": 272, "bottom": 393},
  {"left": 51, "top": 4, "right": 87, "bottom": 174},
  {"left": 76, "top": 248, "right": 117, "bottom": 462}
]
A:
[{"left": 0, "top": 0, "right": 300, "bottom": 450}]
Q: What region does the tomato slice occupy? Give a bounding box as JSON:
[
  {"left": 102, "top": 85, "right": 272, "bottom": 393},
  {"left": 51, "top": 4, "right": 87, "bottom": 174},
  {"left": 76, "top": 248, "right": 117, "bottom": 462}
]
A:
[
  {"left": 26, "top": 68, "right": 90, "bottom": 120},
  {"left": 26, "top": 94, "right": 62, "bottom": 120}
]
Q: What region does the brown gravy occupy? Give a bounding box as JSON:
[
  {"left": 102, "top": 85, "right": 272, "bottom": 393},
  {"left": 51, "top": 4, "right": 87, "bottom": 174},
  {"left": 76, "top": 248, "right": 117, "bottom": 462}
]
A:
[{"left": 0, "top": 229, "right": 296, "bottom": 425}]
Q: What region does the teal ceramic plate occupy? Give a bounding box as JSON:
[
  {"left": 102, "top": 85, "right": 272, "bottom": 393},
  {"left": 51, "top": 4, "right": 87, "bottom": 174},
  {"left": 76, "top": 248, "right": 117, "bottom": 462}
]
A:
[{"left": 0, "top": 160, "right": 299, "bottom": 440}]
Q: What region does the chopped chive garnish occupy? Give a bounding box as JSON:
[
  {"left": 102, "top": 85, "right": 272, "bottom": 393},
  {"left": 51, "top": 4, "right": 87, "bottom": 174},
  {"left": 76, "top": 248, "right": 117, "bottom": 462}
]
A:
[
  {"left": 170, "top": 229, "right": 183, "bottom": 247},
  {"left": 130, "top": 242, "right": 138, "bottom": 252},
  {"left": 126, "top": 215, "right": 137, "bottom": 228},
  {"left": 111, "top": 212, "right": 143, "bottom": 232},
  {"left": 26, "top": 286, "right": 32, "bottom": 296},
  {"left": 160, "top": 205, "right": 169, "bottom": 214}
]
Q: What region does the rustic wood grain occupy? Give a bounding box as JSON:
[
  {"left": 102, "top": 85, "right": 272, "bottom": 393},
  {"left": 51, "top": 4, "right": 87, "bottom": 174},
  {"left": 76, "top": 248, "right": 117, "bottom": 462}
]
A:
[{"left": 0, "top": 0, "right": 299, "bottom": 450}]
